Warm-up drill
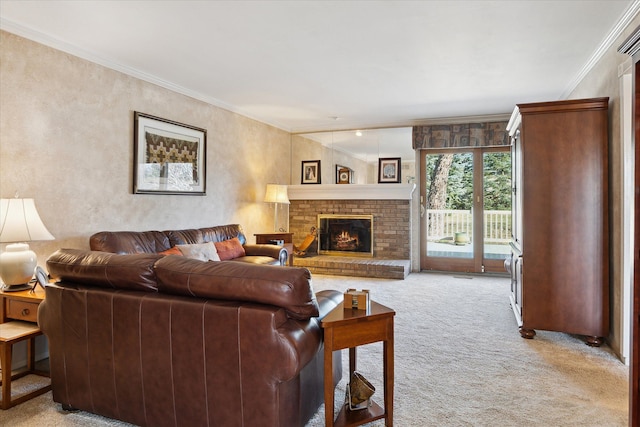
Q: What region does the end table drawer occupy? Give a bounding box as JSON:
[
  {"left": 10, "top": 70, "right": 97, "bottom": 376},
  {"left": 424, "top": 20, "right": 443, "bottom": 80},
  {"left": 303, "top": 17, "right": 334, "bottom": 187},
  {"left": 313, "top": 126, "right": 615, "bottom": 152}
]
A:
[{"left": 7, "top": 299, "right": 39, "bottom": 322}]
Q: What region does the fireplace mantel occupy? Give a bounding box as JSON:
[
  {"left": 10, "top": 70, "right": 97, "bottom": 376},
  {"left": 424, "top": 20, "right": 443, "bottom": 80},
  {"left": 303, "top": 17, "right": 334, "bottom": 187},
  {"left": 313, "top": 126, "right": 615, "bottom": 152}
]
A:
[{"left": 287, "top": 183, "right": 416, "bottom": 200}]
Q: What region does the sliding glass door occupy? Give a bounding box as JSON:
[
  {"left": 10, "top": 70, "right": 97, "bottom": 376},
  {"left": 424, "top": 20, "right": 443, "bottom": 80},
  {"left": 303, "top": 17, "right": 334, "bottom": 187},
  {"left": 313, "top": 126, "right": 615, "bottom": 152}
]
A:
[{"left": 420, "top": 148, "right": 511, "bottom": 273}]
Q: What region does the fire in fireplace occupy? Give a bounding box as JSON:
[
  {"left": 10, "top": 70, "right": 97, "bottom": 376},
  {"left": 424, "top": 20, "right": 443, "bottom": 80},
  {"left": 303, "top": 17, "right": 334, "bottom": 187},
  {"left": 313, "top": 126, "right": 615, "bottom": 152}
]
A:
[{"left": 317, "top": 214, "right": 373, "bottom": 257}]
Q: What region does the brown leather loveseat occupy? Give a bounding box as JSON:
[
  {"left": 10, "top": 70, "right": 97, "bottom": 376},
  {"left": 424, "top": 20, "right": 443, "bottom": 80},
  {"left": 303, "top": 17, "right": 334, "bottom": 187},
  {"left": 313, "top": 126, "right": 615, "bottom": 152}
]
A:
[
  {"left": 39, "top": 247, "right": 343, "bottom": 426},
  {"left": 90, "top": 224, "right": 288, "bottom": 266}
]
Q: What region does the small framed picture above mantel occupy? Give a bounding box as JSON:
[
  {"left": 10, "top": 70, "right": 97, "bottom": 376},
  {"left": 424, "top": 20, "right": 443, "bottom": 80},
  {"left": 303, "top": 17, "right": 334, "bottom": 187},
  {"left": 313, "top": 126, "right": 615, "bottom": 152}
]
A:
[
  {"left": 336, "top": 164, "right": 354, "bottom": 184},
  {"left": 378, "top": 157, "right": 401, "bottom": 183},
  {"left": 301, "top": 160, "right": 321, "bottom": 184},
  {"left": 133, "top": 112, "right": 207, "bottom": 195}
]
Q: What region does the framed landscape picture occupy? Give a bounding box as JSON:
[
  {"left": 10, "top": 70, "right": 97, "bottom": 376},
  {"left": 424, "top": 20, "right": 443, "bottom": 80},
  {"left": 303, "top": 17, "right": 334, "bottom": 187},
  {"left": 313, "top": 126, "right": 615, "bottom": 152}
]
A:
[
  {"left": 378, "top": 157, "right": 401, "bottom": 183},
  {"left": 301, "top": 160, "right": 321, "bottom": 184},
  {"left": 133, "top": 112, "right": 207, "bottom": 195}
]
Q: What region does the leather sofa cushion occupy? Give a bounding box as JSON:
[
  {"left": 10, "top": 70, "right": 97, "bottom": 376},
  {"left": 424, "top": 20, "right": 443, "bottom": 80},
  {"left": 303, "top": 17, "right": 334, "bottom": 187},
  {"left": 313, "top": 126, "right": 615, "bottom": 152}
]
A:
[
  {"left": 197, "top": 225, "right": 247, "bottom": 245},
  {"left": 166, "top": 225, "right": 247, "bottom": 247},
  {"left": 165, "top": 228, "right": 203, "bottom": 246},
  {"left": 154, "top": 256, "right": 319, "bottom": 320},
  {"left": 47, "top": 248, "right": 162, "bottom": 292},
  {"left": 90, "top": 230, "right": 170, "bottom": 254}
]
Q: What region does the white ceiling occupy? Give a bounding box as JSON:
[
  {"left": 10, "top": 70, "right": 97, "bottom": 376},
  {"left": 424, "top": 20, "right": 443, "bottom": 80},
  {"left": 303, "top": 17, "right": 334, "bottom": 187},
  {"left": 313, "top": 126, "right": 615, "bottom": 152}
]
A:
[{"left": 0, "top": 0, "right": 637, "bottom": 138}]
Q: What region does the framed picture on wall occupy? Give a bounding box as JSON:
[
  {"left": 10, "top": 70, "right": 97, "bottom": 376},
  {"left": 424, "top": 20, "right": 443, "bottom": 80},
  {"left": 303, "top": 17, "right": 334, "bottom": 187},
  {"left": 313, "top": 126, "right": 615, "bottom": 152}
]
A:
[
  {"left": 378, "top": 157, "right": 401, "bottom": 183},
  {"left": 133, "top": 112, "right": 207, "bottom": 195},
  {"left": 336, "top": 164, "right": 353, "bottom": 184},
  {"left": 301, "top": 160, "right": 321, "bottom": 184}
]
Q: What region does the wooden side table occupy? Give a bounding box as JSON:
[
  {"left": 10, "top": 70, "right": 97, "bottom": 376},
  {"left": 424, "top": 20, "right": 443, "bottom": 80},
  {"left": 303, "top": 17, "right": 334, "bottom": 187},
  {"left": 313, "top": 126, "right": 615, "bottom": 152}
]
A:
[
  {"left": 0, "top": 288, "right": 51, "bottom": 409},
  {"left": 322, "top": 300, "right": 395, "bottom": 427},
  {"left": 254, "top": 232, "right": 294, "bottom": 266}
]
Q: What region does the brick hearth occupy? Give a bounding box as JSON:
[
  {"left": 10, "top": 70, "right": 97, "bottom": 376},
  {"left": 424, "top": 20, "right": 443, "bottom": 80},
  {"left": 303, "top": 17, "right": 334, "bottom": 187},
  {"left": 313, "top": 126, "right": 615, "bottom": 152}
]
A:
[{"left": 292, "top": 255, "right": 410, "bottom": 279}]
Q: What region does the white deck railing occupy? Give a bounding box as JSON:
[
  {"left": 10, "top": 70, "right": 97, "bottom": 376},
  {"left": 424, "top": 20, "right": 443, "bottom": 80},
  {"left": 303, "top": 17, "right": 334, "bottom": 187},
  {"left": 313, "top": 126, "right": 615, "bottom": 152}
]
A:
[{"left": 427, "top": 209, "right": 511, "bottom": 243}]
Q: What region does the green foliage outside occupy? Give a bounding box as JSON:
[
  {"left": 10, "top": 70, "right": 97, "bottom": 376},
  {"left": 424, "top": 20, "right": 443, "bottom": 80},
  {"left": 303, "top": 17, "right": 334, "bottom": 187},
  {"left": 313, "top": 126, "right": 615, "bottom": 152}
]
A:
[
  {"left": 426, "top": 152, "right": 511, "bottom": 211},
  {"left": 483, "top": 152, "right": 511, "bottom": 210}
]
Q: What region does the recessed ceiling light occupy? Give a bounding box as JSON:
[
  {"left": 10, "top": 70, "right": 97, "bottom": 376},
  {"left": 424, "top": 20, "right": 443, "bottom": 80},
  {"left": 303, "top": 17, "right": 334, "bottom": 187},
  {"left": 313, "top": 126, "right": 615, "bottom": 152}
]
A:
[{"left": 355, "top": 130, "right": 362, "bottom": 136}]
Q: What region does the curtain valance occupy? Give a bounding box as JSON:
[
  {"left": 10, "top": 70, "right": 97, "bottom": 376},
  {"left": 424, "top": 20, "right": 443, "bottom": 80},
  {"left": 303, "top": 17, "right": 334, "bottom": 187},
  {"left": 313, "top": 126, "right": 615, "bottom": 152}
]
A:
[{"left": 412, "top": 122, "right": 509, "bottom": 149}]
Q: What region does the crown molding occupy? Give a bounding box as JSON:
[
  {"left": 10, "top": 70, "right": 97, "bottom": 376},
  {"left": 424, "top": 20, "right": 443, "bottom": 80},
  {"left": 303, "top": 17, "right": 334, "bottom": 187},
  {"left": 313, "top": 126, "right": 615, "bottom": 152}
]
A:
[{"left": 560, "top": 0, "right": 640, "bottom": 99}]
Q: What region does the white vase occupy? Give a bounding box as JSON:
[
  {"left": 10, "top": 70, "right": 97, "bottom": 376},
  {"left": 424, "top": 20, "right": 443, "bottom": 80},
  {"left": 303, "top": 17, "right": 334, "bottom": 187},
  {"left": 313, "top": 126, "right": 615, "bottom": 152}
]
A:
[{"left": 0, "top": 243, "right": 37, "bottom": 285}]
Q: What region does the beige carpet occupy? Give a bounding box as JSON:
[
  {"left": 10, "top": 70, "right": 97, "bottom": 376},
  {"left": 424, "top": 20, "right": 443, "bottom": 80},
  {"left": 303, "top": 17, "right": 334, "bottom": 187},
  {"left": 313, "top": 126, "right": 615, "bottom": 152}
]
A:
[{"left": 1, "top": 272, "right": 629, "bottom": 426}]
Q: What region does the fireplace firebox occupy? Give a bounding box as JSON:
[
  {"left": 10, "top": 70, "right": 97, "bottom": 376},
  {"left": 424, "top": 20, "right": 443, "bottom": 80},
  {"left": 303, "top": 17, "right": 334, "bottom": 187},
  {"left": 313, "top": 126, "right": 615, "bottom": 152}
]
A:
[{"left": 318, "top": 214, "right": 373, "bottom": 257}]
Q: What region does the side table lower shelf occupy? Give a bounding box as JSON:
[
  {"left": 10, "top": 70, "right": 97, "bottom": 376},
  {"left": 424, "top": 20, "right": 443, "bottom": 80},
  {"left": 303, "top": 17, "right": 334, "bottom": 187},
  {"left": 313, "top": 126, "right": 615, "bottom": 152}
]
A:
[
  {"left": 0, "top": 321, "right": 51, "bottom": 409},
  {"left": 334, "top": 400, "right": 386, "bottom": 426}
]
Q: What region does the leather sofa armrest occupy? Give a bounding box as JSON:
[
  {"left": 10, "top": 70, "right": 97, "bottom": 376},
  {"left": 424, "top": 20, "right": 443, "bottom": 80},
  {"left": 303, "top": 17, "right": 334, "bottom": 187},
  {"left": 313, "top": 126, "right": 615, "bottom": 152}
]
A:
[
  {"left": 243, "top": 244, "right": 288, "bottom": 266},
  {"left": 47, "top": 248, "right": 161, "bottom": 291},
  {"left": 315, "top": 290, "right": 343, "bottom": 319},
  {"left": 154, "top": 256, "right": 318, "bottom": 319}
]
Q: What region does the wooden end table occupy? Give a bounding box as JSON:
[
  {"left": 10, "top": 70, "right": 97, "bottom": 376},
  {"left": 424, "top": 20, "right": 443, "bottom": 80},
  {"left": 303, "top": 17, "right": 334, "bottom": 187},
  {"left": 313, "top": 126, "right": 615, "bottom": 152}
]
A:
[
  {"left": 254, "top": 232, "right": 294, "bottom": 266},
  {"left": 0, "top": 287, "right": 51, "bottom": 409},
  {"left": 321, "top": 300, "right": 395, "bottom": 427}
]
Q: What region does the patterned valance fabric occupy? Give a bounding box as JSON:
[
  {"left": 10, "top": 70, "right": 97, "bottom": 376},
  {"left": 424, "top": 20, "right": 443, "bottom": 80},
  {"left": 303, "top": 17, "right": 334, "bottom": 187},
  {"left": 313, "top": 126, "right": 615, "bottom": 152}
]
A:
[{"left": 412, "top": 122, "right": 509, "bottom": 149}]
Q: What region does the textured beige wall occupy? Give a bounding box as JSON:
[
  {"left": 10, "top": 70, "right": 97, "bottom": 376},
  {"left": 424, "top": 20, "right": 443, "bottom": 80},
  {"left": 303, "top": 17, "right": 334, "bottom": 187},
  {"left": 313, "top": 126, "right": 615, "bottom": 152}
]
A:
[
  {"left": 568, "top": 15, "right": 640, "bottom": 359},
  {"left": 0, "top": 31, "right": 292, "bottom": 269}
]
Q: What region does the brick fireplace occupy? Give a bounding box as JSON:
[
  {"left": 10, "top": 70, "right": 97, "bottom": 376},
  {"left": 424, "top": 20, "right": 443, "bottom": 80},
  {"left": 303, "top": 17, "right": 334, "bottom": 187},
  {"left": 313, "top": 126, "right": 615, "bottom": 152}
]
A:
[{"left": 287, "top": 184, "right": 415, "bottom": 279}]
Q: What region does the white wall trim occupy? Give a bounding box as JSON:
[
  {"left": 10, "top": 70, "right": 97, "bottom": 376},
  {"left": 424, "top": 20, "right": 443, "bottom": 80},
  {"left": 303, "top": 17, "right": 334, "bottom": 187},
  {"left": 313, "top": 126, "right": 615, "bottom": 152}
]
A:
[
  {"left": 619, "top": 70, "right": 634, "bottom": 365},
  {"left": 288, "top": 184, "right": 416, "bottom": 200}
]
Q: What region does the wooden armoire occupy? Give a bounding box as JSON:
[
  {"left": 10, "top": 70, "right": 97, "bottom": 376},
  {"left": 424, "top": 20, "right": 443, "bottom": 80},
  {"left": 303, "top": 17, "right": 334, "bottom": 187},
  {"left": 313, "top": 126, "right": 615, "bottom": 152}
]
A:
[{"left": 506, "top": 97, "right": 609, "bottom": 346}]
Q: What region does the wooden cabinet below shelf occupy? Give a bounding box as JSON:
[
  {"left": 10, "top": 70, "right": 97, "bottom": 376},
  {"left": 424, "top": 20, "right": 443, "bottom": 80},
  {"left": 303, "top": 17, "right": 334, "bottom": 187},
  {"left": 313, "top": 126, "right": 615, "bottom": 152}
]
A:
[
  {"left": 1, "top": 288, "right": 46, "bottom": 323},
  {"left": 6, "top": 299, "right": 39, "bottom": 322}
]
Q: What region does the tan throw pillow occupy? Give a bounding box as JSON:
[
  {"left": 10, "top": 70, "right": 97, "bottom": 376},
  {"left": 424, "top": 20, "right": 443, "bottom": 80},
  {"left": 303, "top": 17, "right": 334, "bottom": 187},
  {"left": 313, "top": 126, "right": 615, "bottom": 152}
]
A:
[
  {"left": 176, "top": 242, "right": 221, "bottom": 262},
  {"left": 214, "top": 237, "right": 246, "bottom": 260}
]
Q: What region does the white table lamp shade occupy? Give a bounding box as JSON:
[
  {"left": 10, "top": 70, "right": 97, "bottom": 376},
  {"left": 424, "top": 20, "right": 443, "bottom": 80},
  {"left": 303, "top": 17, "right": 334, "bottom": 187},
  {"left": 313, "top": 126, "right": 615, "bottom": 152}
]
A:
[
  {"left": 0, "top": 198, "right": 54, "bottom": 242},
  {"left": 0, "top": 198, "right": 54, "bottom": 287},
  {"left": 263, "top": 184, "right": 290, "bottom": 204},
  {"left": 264, "top": 185, "right": 290, "bottom": 232}
]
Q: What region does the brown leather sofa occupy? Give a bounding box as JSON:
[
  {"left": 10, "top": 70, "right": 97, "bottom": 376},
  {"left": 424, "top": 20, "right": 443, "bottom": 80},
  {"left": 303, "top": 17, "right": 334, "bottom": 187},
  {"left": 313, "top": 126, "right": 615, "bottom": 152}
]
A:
[
  {"left": 90, "top": 224, "right": 288, "bottom": 266},
  {"left": 40, "top": 248, "right": 343, "bottom": 427}
]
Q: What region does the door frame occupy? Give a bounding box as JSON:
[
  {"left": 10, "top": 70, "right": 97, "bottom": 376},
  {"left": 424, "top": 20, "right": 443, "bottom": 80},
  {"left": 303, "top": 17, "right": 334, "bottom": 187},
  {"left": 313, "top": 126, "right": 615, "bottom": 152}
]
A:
[
  {"left": 619, "top": 26, "right": 639, "bottom": 426},
  {"left": 633, "top": 55, "right": 639, "bottom": 427}
]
